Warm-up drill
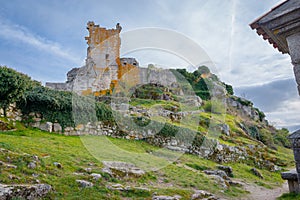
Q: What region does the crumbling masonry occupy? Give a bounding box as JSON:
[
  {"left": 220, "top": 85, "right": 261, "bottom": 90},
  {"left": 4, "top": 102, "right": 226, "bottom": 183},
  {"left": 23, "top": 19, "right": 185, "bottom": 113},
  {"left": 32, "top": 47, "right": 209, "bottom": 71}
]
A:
[{"left": 46, "top": 22, "right": 178, "bottom": 96}]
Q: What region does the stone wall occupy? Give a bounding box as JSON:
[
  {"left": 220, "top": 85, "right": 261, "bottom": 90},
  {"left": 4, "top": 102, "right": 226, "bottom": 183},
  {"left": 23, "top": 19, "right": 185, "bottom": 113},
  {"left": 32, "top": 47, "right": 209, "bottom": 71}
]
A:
[
  {"left": 1, "top": 104, "right": 278, "bottom": 171},
  {"left": 0, "top": 103, "right": 22, "bottom": 122}
]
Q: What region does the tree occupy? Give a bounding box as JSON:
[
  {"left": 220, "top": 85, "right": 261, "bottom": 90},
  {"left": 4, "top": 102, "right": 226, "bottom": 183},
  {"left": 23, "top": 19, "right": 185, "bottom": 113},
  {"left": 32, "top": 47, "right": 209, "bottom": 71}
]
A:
[
  {"left": 197, "top": 66, "right": 210, "bottom": 75},
  {"left": 0, "top": 66, "right": 38, "bottom": 116},
  {"left": 224, "top": 83, "right": 234, "bottom": 95}
]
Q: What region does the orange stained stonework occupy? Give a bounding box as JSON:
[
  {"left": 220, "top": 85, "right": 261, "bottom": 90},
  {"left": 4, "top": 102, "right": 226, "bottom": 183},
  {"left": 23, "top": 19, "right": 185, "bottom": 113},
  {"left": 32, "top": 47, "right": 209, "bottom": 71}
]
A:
[
  {"left": 81, "top": 22, "right": 140, "bottom": 96},
  {"left": 85, "top": 21, "right": 121, "bottom": 59}
]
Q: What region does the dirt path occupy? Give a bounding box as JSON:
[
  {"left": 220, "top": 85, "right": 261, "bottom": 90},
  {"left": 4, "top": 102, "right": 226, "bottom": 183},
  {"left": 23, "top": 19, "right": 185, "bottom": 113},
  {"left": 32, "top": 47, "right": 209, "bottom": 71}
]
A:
[{"left": 240, "top": 181, "right": 289, "bottom": 200}]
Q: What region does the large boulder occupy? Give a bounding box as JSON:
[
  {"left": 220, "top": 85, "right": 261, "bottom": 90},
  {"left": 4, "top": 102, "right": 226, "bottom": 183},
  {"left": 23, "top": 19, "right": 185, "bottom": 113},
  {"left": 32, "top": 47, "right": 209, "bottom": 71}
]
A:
[{"left": 0, "top": 184, "right": 51, "bottom": 200}]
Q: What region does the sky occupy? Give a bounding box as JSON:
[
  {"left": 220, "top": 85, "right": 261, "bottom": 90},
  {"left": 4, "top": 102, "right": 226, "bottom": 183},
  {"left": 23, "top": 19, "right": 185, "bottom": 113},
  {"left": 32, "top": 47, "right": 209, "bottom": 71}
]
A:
[{"left": 0, "top": 0, "right": 299, "bottom": 131}]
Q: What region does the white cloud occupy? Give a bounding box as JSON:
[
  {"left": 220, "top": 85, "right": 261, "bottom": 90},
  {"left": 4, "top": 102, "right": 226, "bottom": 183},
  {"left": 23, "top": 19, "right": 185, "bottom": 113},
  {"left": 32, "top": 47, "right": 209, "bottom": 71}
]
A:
[{"left": 0, "top": 18, "right": 81, "bottom": 65}]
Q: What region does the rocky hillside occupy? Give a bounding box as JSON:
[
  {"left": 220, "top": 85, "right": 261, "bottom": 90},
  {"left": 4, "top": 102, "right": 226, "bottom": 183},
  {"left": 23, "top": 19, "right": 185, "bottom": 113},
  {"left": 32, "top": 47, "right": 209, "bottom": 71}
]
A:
[{"left": 0, "top": 65, "right": 295, "bottom": 199}]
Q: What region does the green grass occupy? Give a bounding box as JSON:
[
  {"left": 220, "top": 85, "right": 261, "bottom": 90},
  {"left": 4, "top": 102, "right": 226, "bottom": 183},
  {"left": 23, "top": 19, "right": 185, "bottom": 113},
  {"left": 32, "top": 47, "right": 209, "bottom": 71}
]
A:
[
  {"left": 278, "top": 192, "right": 300, "bottom": 200},
  {"left": 0, "top": 127, "right": 294, "bottom": 199}
]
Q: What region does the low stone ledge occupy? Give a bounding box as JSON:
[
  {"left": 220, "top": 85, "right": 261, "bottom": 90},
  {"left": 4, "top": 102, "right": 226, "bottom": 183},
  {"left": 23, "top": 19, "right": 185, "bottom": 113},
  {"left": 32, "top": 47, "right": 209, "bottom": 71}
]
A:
[
  {"left": 281, "top": 169, "right": 298, "bottom": 181},
  {"left": 281, "top": 169, "right": 300, "bottom": 193}
]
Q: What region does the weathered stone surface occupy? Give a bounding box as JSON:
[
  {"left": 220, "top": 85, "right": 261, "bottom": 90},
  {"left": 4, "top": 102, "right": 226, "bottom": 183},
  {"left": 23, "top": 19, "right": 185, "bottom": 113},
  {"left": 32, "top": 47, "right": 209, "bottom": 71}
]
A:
[
  {"left": 90, "top": 173, "right": 102, "bottom": 180},
  {"left": 102, "top": 161, "right": 145, "bottom": 177},
  {"left": 84, "top": 168, "right": 92, "bottom": 173},
  {"left": 27, "top": 161, "right": 37, "bottom": 169},
  {"left": 152, "top": 195, "right": 182, "bottom": 200},
  {"left": 211, "top": 174, "right": 229, "bottom": 189},
  {"left": 53, "top": 123, "right": 62, "bottom": 133},
  {"left": 183, "top": 95, "right": 202, "bottom": 107},
  {"left": 226, "top": 97, "right": 260, "bottom": 121},
  {"left": 217, "top": 165, "right": 233, "bottom": 177},
  {"left": 250, "top": 168, "right": 263, "bottom": 179},
  {"left": 106, "top": 183, "right": 125, "bottom": 191},
  {"left": 203, "top": 170, "right": 230, "bottom": 180},
  {"left": 0, "top": 161, "right": 17, "bottom": 169},
  {"left": 106, "top": 184, "right": 150, "bottom": 192},
  {"left": 53, "top": 162, "right": 62, "bottom": 169},
  {"left": 76, "top": 180, "right": 94, "bottom": 188},
  {"left": 219, "top": 124, "right": 230, "bottom": 136},
  {"left": 73, "top": 172, "right": 85, "bottom": 176},
  {"left": 281, "top": 169, "right": 298, "bottom": 181},
  {"left": 39, "top": 122, "right": 53, "bottom": 132},
  {"left": 0, "top": 184, "right": 51, "bottom": 200},
  {"left": 191, "top": 190, "right": 216, "bottom": 200}
]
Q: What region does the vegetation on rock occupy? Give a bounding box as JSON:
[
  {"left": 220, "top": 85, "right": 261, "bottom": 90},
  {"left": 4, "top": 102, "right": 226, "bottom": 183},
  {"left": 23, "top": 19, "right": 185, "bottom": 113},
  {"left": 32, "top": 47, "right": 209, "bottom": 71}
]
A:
[{"left": 0, "top": 66, "right": 40, "bottom": 116}]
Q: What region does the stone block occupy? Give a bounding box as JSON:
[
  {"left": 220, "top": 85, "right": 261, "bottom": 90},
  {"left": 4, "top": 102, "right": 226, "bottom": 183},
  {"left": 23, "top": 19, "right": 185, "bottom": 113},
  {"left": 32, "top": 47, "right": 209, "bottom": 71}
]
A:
[
  {"left": 64, "top": 127, "right": 74, "bottom": 132},
  {"left": 39, "top": 122, "right": 53, "bottom": 132},
  {"left": 53, "top": 123, "right": 62, "bottom": 133},
  {"left": 281, "top": 169, "right": 300, "bottom": 193},
  {"left": 75, "top": 124, "right": 85, "bottom": 131}
]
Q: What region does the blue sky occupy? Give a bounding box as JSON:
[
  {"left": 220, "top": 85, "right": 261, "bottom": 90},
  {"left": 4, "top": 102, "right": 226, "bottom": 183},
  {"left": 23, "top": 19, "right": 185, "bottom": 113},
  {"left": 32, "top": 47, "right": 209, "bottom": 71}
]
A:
[{"left": 1, "top": 0, "right": 299, "bottom": 131}]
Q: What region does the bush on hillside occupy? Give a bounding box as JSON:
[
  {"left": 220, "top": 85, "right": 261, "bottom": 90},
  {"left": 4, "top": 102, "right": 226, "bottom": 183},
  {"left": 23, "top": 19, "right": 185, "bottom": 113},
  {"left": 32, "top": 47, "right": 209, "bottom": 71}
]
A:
[
  {"left": 18, "top": 86, "right": 114, "bottom": 129},
  {"left": 0, "top": 66, "right": 40, "bottom": 116}
]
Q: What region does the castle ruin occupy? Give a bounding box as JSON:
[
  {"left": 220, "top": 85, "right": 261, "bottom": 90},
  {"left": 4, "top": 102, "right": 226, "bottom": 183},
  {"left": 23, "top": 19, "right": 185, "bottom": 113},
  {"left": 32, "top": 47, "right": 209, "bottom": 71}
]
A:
[
  {"left": 46, "top": 22, "right": 140, "bottom": 95},
  {"left": 46, "top": 21, "right": 177, "bottom": 96}
]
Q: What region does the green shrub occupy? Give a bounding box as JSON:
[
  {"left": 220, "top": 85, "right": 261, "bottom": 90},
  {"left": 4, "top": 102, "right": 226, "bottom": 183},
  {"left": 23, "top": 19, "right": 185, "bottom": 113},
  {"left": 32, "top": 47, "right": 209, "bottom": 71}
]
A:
[
  {"left": 202, "top": 100, "right": 225, "bottom": 114},
  {"left": 254, "top": 108, "right": 266, "bottom": 121},
  {"left": 131, "top": 83, "right": 166, "bottom": 100},
  {"left": 0, "top": 66, "right": 40, "bottom": 116},
  {"left": 273, "top": 128, "right": 291, "bottom": 148},
  {"left": 157, "top": 123, "right": 178, "bottom": 137},
  {"left": 224, "top": 83, "right": 234, "bottom": 95},
  {"left": 186, "top": 163, "right": 209, "bottom": 171},
  {"left": 18, "top": 86, "right": 115, "bottom": 129},
  {"left": 174, "top": 68, "right": 211, "bottom": 100},
  {"left": 233, "top": 97, "right": 253, "bottom": 107}
]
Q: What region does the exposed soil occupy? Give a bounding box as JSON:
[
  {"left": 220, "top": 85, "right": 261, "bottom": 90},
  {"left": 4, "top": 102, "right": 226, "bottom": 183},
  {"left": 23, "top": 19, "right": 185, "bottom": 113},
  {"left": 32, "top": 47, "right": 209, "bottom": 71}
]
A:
[{"left": 241, "top": 181, "right": 288, "bottom": 200}]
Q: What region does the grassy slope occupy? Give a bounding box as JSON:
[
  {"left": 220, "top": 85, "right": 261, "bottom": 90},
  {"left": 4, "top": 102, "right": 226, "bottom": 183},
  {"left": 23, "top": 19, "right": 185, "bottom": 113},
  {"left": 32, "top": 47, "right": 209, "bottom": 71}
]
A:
[{"left": 0, "top": 125, "right": 294, "bottom": 199}]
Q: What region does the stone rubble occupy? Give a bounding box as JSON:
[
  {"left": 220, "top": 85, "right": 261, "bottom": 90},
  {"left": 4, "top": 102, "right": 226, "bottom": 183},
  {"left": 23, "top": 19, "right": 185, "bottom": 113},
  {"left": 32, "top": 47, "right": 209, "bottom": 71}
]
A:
[{"left": 0, "top": 183, "right": 51, "bottom": 200}]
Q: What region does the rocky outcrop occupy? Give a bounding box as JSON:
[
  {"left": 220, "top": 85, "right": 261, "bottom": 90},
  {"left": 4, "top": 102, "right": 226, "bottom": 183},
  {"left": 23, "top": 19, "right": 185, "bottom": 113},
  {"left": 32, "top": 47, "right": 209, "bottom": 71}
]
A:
[
  {"left": 217, "top": 165, "right": 233, "bottom": 177},
  {"left": 102, "top": 161, "right": 145, "bottom": 177},
  {"left": 226, "top": 97, "right": 261, "bottom": 121},
  {"left": 0, "top": 184, "right": 51, "bottom": 200}
]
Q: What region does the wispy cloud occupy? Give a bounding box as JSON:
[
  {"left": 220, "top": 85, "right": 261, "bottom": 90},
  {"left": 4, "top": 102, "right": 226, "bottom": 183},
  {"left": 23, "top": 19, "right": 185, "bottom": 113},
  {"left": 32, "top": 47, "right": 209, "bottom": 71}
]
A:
[{"left": 0, "top": 18, "right": 80, "bottom": 64}]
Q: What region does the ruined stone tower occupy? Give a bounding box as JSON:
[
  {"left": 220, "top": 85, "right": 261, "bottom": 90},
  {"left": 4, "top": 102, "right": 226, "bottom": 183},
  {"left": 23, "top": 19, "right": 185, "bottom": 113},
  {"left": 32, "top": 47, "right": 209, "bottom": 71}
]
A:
[
  {"left": 46, "top": 22, "right": 178, "bottom": 96},
  {"left": 46, "top": 21, "right": 139, "bottom": 95},
  {"left": 75, "top": 21, "right": 122, "bottom": 95}
]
